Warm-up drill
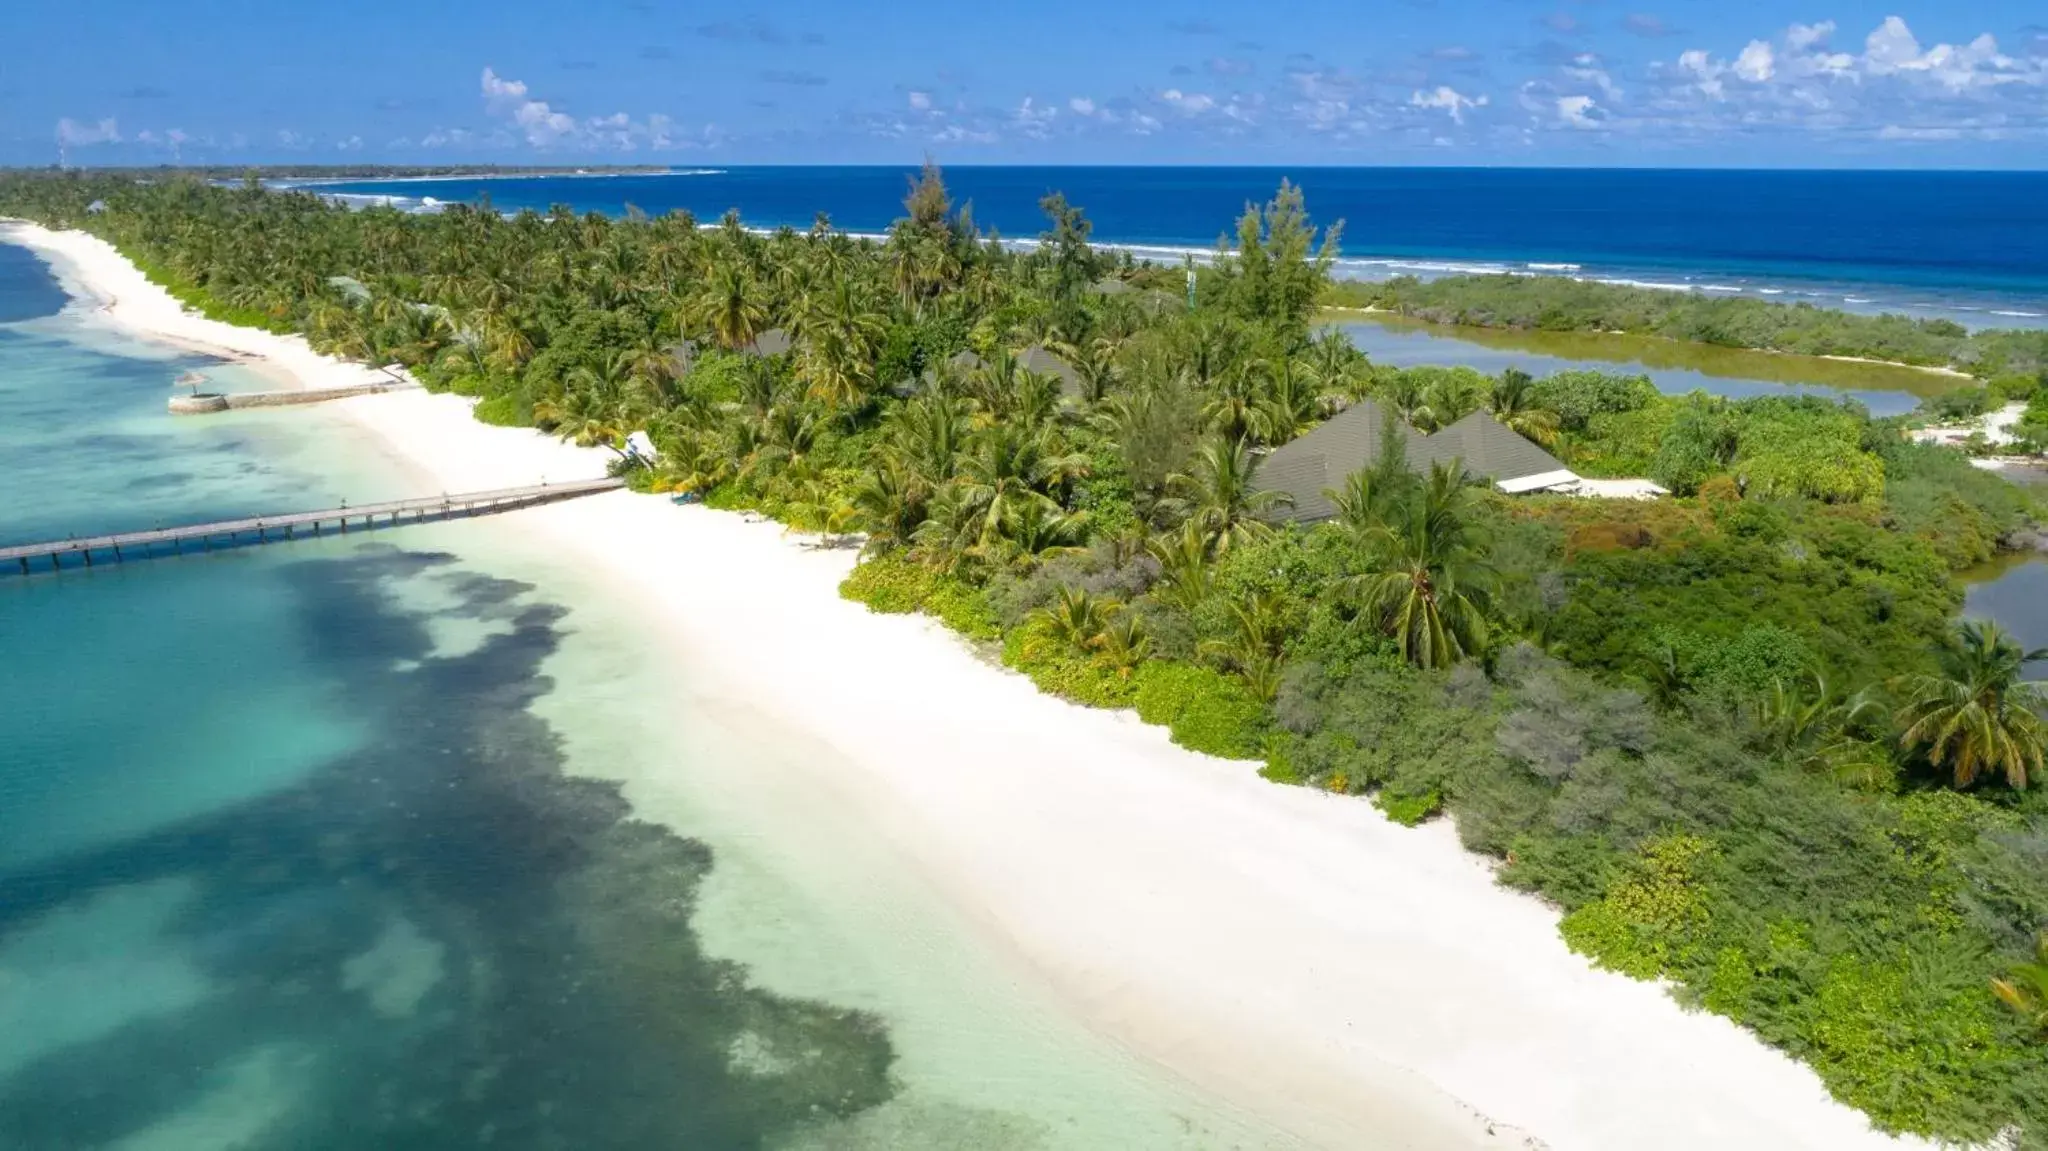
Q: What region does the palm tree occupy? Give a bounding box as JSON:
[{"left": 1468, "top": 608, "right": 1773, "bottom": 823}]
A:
[
  {"left": 1752, "top": 672, "right": 1899, "bottom": 789},
  {"left": 994, "top": 499, "right": 1090, "bottom": 567},
  {"left": 1200, "top": 589, "right": 1289, "bottom": 701},
  {"left": 690, "top": 263, "right": 768, "bottom": 351},
  {"left": 1992, "top": 934, "right": 2048, "bottom": 1034},
  {"left": 1163, "top": 436, "right": 1290, "bottom": 553},
  {"left": 851, "top": 460, "right": 927, "bottom": 550},
  {"left": 1200, "top": 373, "right": 1261, "bottom": 443},
  {"left": 534, "top": 388, "right": 623, "bottom": 447},
  {"left": 1023, "top": 586, "right": 1118, "bottom": 660},
  {"left": 1249, "top": 357, "right": 1320, "bottom": 447},
  {"left": 1147, "top": 521, "right": 1219, "bottom": 616},
  {"left": 1345, "top": 461, "right": 1494, "bottom": 669},
  {"left": 1490, "top": 368, "right": 1561, "bottom": 448},
  {"left": 1408, "top": 377, "right": 1481, "bottom": 434},
  {"left": 958, "top": 424, "right": 1060, "bottom": 550},
  {"left": 1305, "top": 328, "right": 1367, "bottom": 397},
  {"left": 796, "top": 277, "right": 885, "bottom": 408},
  {"left": 1050, "top": 335, "right": 1125, "bottom": 404},
  {"left": 1892, "top": 620, "right": 2048, "bottom": 789},
  {"left": 882, "top": 393, "right": 971, "bottom": 486},
  {"left": 1093, "top": 613, "right": 1153, "bottom": 680}
]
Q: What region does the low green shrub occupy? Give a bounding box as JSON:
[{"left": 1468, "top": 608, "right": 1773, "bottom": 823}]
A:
[
  {"left": 840, "top": 553, "right": 936, "bottom": 614},
  {"left": 839, "top": 553, "right": 1001, "bottom": 641},
  {"left": 924, "top": 575, "right": 1002, "bottom": 641},
  {"left": 1132, "top": 661, "right": 1266, "bottom": 759},
  {"left": 1374, "top": 785, "right": 1443, "bottom": 827},
  {"left": 1000, "top": 632, "right": 1139, "bottom": 708},
  {"left": 1559, "top": 833, "right": 1715, "bottom": 980},
  {"left": 472, "top": 394, "right": 526, "bottom": 427},
  {"left": 130, "top": 255, "right": 299, "bottom": 335}
]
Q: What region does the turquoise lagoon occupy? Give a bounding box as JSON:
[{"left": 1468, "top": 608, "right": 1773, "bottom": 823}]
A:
[{"left": 0, "top": 243, "right": 1300, "bottom": 1149}]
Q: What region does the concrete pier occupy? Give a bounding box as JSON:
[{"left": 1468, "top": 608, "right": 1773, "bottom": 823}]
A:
[
  {"left": 167, "top": 380, "right": 406, "bottom": 415},
  {"left": 1, "top": 478, "right": 627, "bottom": 575}
]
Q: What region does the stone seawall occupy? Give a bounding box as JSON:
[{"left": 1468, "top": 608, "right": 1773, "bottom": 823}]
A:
[{"left": 169, "top": 382, "right": 405, "bottom": 415}]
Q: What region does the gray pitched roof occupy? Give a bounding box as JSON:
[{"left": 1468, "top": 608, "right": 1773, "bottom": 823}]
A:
[
  {"left": 1017, "top": 345, "right": 1083, "bottom": 398},
  {"left": 1252, "top": 399, "right": 1571, "bottom": 523},
  {"left": 669, "top": 338, "right": 699, "bottom": 376},
  {"left": 1420, "top": 410, "right": 1574, "bottom": 484},
  {"left": 742, "top": 327, "right": 792, "bottom": 357}
]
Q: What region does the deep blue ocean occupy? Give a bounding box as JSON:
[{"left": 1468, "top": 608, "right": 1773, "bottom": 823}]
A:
[{"left": 314, "top": 167, "right": 2048, "bottom": 328}]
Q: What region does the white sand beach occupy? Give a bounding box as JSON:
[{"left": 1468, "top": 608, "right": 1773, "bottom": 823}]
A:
[{"left": 4, "top": 219, "right": 1935, "bottom": 1151}]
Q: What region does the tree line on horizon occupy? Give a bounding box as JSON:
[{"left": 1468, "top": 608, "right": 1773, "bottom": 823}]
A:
[{"left": 3, "top": 165, "right": 2048, "bottom": 1143}]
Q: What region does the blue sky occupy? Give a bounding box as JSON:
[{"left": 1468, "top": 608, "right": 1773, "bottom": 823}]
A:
[{"left": 3, "top": 1, "right": 2045, "bottom": 167}]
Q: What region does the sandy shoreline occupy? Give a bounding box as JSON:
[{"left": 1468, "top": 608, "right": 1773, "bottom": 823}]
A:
[{"left": 3, "top": 219, "right": 1932, "bottom": 1151}]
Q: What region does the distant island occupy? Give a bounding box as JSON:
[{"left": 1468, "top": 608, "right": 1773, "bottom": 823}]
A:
[{"left": 33, "top": 163, "right": 683, "bottom": 180}]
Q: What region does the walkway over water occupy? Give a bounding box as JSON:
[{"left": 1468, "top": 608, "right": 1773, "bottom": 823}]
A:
[{"left": 1, "top": 478, "right": 626, "bottom": 575}]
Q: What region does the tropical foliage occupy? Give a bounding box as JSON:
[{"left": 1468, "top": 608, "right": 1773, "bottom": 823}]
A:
[{"left": 7, "top": 166, "right": 2048, "bottom": 1145}]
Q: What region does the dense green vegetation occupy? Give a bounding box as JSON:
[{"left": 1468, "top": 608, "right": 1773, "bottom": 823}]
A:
[
  {"left": 1331, "top": 272, "right": 2048, "bottom": 381},
  {"left": 5, "top": 168, "right": 2048, "bottom": 1144}
]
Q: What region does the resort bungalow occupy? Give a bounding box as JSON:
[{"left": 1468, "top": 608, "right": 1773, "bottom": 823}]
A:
[
  {"left": 1252, "top": 398, "right": 1580, "bottom": 523},
  {"left": 901, "top": 345, "right": 1086, "bottom": 401},
  {"left": 741, "top": 328, "right": 794, "bottom": 358},
  {"left": 1017, "top": 344, "right": 1084, "bottom": 400}
]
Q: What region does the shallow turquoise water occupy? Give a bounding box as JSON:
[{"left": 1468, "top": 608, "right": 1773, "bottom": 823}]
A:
[
  {"left": 0, "top": 248, "right": 907, "bottom": 1147},
  {"left": 0, "top": 244, "right": 1304, "bottom": 1148}
]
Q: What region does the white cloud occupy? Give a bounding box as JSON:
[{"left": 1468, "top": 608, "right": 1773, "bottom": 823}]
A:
[
  {"left": 478, "top": 65, "right": 695, "bottom": 151},
  {"left": 1556, "top": 95, "right": 1603, "bottom": 128},
  {"left": 1878, "top": 124, "right": 1963, "bottom": 140},
  {"left": 481, "top": 66, "right": 576, "bottom": 145},
  {"left": 1862, "top": 17, "right": 2021, "bottom": 92},
  {"left": 1564, "top": 53, "right": 1624, "bottom": 100},
  {"left": 1669, "top": 16, "right": 2038, "bottom": 104},
  {"left": 480, "top": 68, "right": 527, "bottom": 103},
  {"left": 1015, "top": 96, "right": 1057, "bottom": 137},
  {"left": 1408, "top": 86, "right": 1487, "bottom": 124},
  {"left": 56, "top": 117, "right": 120, "bottom": 146},
  {"left": 1733, "top": 40, "right": 1775, "bottom": 82},
  {"left": 1635, "top": 15, "right": 2048, "bottom": 143},
  {"left": 1160, "top": 88, "right": 1216, "bottom": 113},
  {"left": 1069, "top": 96, "right": 1096, "bottom": 115},
  {"left": 1676, "top": 49, "right": 1727, "bottom": 99},
  {"left": 1786, "top": 21, "right": 1835, "bottom": 51},
  {"left": 906, "top": 90, "right": 932, "bottom": 111}
]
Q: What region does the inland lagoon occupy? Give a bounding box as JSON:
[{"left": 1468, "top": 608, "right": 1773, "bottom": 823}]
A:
[{"left": 1334, "top": 314, "right": 1963, "bottom": 417}]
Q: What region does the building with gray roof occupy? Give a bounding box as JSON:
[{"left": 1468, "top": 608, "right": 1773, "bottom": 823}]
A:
[
  {"left": 741, "top": 328, "right": 793, "bottom": 358},
  {"left": 1253, "top": 399, "right": 1577, "bottom": 522}
]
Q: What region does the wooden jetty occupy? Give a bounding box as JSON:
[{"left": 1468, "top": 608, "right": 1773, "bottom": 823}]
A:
[{"left": 1, "top": 478, "right": 626, "bottom": 575}]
